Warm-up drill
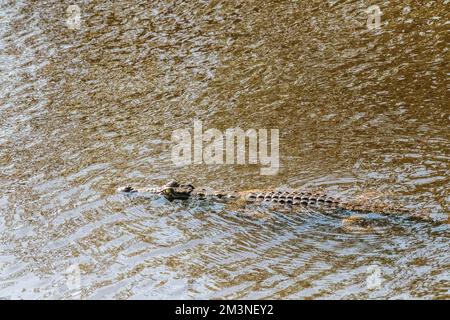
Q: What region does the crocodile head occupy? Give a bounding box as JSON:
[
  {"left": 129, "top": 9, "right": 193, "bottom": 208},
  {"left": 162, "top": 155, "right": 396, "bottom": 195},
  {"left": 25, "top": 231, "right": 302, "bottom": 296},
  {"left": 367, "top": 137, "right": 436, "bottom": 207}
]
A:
[{"left": 118, "top": 180, "right": 195, "bottom": 200}]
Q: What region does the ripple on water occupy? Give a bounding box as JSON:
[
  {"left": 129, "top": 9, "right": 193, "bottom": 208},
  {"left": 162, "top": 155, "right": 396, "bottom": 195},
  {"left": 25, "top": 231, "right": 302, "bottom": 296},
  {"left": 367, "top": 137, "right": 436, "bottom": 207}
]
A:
[{"left": 0, "top": 0, "right": 448, "bottom": 299}]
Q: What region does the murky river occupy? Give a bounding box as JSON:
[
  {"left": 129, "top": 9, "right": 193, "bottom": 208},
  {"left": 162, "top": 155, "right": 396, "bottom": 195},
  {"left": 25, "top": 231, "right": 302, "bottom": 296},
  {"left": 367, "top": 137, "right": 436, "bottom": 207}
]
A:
[{"left": 0, "top": 0, "right": 449, "bottom": 299}]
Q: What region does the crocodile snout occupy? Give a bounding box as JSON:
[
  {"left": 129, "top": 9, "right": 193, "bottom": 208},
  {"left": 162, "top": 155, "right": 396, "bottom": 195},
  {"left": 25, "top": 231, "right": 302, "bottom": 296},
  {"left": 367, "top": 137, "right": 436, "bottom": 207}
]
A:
[{"left": 117, "top": 186, "right": 135, "bottom": 193}]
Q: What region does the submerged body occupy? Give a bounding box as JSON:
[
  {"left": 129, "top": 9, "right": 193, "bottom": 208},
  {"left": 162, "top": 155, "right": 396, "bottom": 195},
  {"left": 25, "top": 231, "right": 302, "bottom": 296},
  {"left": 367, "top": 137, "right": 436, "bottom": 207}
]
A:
[{"left": 117, "top": 180, "right": 411, "bottom": 215}]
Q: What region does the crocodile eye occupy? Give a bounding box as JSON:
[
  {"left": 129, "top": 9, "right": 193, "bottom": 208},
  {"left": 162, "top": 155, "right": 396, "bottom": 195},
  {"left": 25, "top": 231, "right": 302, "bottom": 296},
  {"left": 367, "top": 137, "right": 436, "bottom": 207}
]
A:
[{"left": 163, "top": 188, "right": 173, "bottom": 195}]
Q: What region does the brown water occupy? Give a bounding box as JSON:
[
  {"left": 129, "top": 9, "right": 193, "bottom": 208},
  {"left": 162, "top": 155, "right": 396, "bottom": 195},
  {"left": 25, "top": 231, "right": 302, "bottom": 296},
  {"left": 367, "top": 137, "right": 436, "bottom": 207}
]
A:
[{"left": 0, "top": 0, "right": 449, "bottom": 299}]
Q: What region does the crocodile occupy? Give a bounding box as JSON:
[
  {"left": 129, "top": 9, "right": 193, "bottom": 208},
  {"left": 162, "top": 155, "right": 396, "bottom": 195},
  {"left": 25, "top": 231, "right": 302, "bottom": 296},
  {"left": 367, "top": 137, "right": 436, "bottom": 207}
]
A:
[{"left": 117, "top": 180, "right": 412, "bottom": 215}]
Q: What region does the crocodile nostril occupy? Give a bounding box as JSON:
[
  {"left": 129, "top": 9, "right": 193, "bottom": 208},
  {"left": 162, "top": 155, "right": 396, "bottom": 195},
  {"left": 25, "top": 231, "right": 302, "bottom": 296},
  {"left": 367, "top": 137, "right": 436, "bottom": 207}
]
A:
[{"left": 165, "top": 180, "right": 179, "bottom": 187}]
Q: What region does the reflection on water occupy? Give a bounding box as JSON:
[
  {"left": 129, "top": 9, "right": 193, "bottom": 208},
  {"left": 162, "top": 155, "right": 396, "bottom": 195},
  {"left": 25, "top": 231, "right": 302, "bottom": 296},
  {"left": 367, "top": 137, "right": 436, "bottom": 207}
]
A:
[{"left": 0, "top": 0, "right": 449, "bottom": 299}]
